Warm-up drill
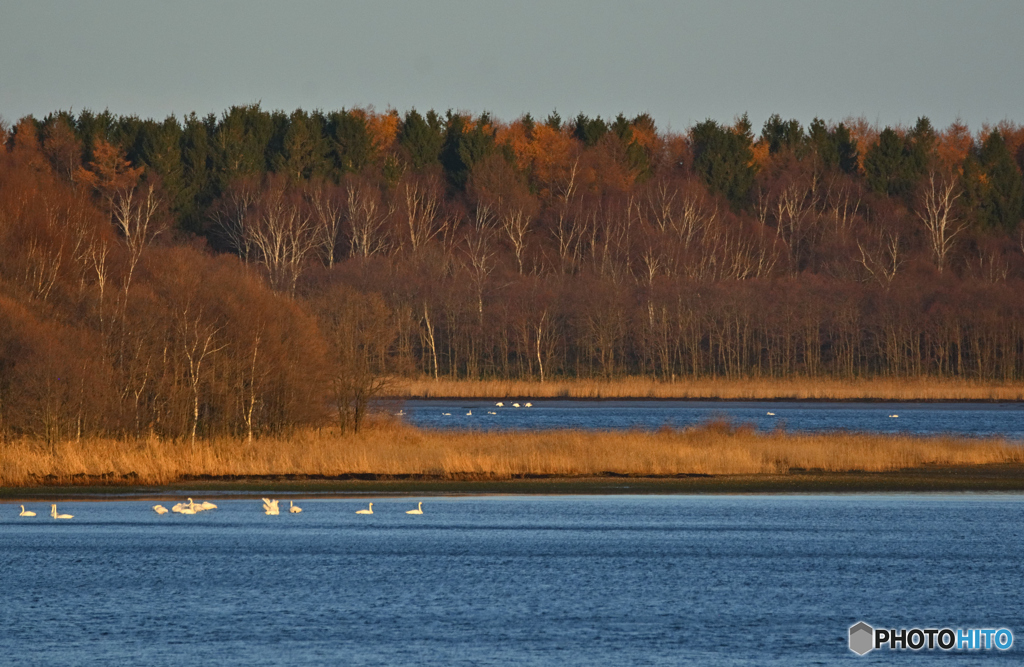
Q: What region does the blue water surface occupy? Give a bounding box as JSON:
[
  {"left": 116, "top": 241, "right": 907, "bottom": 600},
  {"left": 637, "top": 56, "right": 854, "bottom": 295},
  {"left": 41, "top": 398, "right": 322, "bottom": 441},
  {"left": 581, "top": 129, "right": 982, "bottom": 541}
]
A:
[
  {"left": 399, "top": 400, "right": 1024, "bottom": 439},
  {"left": 2, "top": 495, "right": 1021, "bottom": 665}
]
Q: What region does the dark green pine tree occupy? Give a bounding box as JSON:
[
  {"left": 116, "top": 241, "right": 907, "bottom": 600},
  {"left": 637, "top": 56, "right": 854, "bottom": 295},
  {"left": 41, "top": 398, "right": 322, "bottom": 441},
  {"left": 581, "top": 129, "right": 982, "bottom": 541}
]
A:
[
  {"left": 440, "top": 112, "right": 496, "bottom": 189},
  {"left": 907, "top": 117, "right": 937, "bottom": 175},
  {"left": 139, "top": 116, "right": 188, "bottom": 224},
  {"left": 808, "top": 119, "right": 859, "bottom": 174},
  {"left": 761, "top": 114, "right": 805, "bottom": 155},
  {"left": 520, "top": 113, "right": 536, "bottom": 138},
  {"left": 808, "top": 118, "right": 837, "bottom": 165},
  {"left": 327, "top": 109, "right": 375, "bottom": 176},
  {"left": 110, "top": 114, "right": 147, "bottom": 165},
  {"left": 864, "top": 128, "right": 916, "bottom": 196},
  {"left": 272, "top": 109, "right": 328, "bottom": 182},
  {"left": 611, "top": 113, "right": 632, "bottom": 142},
  {"left": 690, "top": 116, "right": 757, "bottom": 208},
  {"left": 398, "top": 109, "right": 445, "bottom": 171},
  {"left": 179, "top": 113, "right": 217, "bottom": 234},
  {"left": 572, "top": 114, "right": 608, "bottom": 147},
  {"left": 977, "top": 130, "right": 1024, "bottom": 231},
  {"left": 213, "top": 104, "right": 274, "bottom": 188},
  {"left": 834, "top": 123, "right": 859, "bottom": 175}
]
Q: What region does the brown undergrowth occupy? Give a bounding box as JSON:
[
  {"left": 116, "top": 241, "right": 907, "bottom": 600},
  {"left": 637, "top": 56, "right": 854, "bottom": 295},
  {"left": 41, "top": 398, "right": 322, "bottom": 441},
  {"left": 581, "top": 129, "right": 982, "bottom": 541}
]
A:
[
  {"left": 2, "top": 420, "right": 1021, "bottom": 487},
  {"left": 388, "top": 376, "right": 1024, "bottom": 401}
]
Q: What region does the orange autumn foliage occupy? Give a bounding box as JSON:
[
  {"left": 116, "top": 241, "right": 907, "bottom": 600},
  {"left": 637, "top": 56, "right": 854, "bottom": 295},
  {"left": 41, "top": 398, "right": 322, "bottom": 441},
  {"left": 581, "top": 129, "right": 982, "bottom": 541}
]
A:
[
  {"left": 75, "top": 138, "right": 144, "bottom": 200},
  {"left": 362, "top": 108, "right": 401, "bottom": 155},
  {"left": 936, "top": 120, "right": 973, "bottom": 174},
  {"left": 629, "top": 117, "right": 659, "bottom": 153},
  {"left": 514, "top": 123, "right": 579, "bottom": 199},
  {"left": 750, "top": 141, "right": 772, "bottom": 169}
]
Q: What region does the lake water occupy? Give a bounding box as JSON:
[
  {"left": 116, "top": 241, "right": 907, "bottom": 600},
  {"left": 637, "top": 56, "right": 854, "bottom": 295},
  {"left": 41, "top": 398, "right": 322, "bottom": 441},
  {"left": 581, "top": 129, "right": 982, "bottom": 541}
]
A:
[
  {"left": 399, "top": 400, "right": 1024, "bottom": 439},
  {"left": 2, "top": 495, "right": 1021, "bottom": 665}
]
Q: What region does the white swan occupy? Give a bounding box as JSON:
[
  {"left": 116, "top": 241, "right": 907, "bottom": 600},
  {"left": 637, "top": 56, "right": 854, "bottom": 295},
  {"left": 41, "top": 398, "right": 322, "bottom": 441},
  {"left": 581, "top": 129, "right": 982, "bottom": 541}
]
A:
[
  {"left": 51, "top": 504, "right": 73, "bottom": 519},
  {"left": 524, "top": 402, "right": 532, "bottom": 407},
  {"left": 442, "top": 412, "right": 451, "bottom": 416},
  {"left": 466, "top": 409, "right": 472, "bottom": 416},
  {"left": 153, "top": 505, "right": 169, "bottom": 514},
  {"left": 495, "top": 402, "right": 504, "bottom": 407},
  {"left": 487, "top": 411, "right": 497, "bottom": 415},
  {"left": 19, "top": 505, "right": 36, "bottom": 517},
  {"left": 406, "top": 502, "right": 423, "bottom": 515},
  {"left": 263, "top": 498, "right": 280, "bottom": 515},
  {"left": 289, "top": 501, "right": 302, "bottom": 514},
  {"left": 766, "top": 412, "right": 775, "bottom": 416},
  {"left": 356, "top": 503, "right": 373, "bottom": 515},
  {"left": 512, "top": 402, "right": 521, "bottom": 408},
  {"left": 889, "top": 414, "right": 899, "bottom": 418},
  {"left": 200, "top": 501, "right": 217, "bottom": 510},
  {"left": 170, "top": 502, "right": 186, "bottom": 513}
]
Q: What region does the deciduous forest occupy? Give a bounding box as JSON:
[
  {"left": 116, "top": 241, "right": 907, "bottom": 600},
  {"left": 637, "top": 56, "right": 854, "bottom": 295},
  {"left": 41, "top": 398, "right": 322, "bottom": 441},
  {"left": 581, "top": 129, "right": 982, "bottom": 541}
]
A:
[{"left": 1, "top": 106, "right": 1023, "bottom": 441}]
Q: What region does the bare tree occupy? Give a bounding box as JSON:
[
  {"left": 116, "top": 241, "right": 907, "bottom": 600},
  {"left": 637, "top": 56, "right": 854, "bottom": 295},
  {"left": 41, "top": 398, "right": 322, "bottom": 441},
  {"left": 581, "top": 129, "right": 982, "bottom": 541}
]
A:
[
  {"left": 533, "top": 309, "right": 556, "bottom": 383},
  {"left": 643, "top": 179, "right": 678, "bottom": 233},
  {"left": 346, "top": 180, "right": 394, "bottom": 258},
  {"left": 461, "top": 229, "right": 495, "bottom": 321},
  {"left": 241, "top": 327, "right": 264, "bottom": 443},
  {"left": 246, "top": 182, "right": 318, "bottom": 293},
  {"left": 857, "top": 232, "right": 904, "bottom": 286},
  {"left": 111, "top": 182, "right": 162, "bottom": 299},
  {"left": 306, "top": 180, "right": 345, "bottom": 268},
  {"left": 210, "top": 179, "right": 260, "bottom": 262},
  {"left": 313, "top": 289, "right": 395, "bottom": 433},
  {"left": 672, "top": 188, "right": 717, "bottom": 250},
  {"left": 916, "top": 172, "right": 964, "bottom": 273},
  {"left": 22, "top": 237, "right": 63, "bottom": 303},
  {"left": 403, "top": 179, "right": 444, "bottom": 251},
  {"left": 176, "top": 305, "right": 225, "bottom": 445},
  {"left": 823, "top": 175, "right": 861, "bottom": 237},
  {"left": 501, "top": 207, "right": 532, "bottom": 273},
  {"left": 640, "top": 245, "right": 663, "bottom": 284},
  {"left": 421, "top": 303, "right": 439, "bottom": 380},
  {"left": 759, "top": 173, "right": 819, "bottom": 273}
]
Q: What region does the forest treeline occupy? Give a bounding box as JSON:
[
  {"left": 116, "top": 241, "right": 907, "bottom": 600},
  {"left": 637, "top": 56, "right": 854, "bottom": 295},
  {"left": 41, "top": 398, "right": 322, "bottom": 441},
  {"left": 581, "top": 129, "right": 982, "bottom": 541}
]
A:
[{"left": 1, "top": 105, "right": 1024, "bottom": 441}]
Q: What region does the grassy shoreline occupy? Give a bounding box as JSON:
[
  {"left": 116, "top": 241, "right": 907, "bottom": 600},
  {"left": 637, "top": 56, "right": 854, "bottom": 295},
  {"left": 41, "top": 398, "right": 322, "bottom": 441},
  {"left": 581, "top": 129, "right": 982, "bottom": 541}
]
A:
[
  {"left": 387, "top": 377, "right": 1024, "bottom": 401},
  {"left": 2, "top": 421, "right": 1022, "bottom": 494},
  {"left": 4, "top": 466, "right": 1024, "bottom": 499}
]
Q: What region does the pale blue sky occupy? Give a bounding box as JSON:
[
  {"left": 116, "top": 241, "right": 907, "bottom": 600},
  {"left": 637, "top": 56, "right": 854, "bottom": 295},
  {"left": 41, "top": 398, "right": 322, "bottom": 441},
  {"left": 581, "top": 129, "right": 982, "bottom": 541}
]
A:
[{"left": 2, "top": 0, "right": 1021, "bottom": 132}]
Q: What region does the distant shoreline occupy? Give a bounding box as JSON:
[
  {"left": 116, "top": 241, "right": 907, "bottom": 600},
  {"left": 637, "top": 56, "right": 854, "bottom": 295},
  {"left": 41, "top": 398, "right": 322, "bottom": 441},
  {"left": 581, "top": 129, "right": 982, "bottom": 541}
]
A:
[
  {"left": 397, "top": 396, "right": 1024, "bottom": 404},
  {"left": 4, "top": 465, "right": 1024, "bottom": 499},
  {"left": 386, "top": 377, "right": 1024, "bottom": 402}
]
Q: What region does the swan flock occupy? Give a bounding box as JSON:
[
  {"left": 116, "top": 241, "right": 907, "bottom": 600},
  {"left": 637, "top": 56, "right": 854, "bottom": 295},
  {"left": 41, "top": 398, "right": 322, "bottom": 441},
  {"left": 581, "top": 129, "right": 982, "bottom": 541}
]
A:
[{"left": 16, "top": 499, "right": 426, "bottom": 518}]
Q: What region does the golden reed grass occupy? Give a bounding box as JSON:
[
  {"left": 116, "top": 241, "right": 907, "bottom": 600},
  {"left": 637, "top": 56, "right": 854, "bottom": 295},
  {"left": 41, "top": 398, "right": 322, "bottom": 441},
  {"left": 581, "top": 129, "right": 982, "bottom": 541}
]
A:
[
  {"left": 387, "top": 376, "right": 1024, "bottom": 401},
  {"left": 1, "top": 422, "right": 1021, "bottom": 487}
]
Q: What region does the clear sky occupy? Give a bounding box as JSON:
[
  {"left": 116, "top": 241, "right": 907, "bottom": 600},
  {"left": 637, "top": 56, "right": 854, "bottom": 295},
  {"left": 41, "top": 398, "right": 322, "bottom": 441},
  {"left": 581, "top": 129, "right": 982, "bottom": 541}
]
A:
[{"left": 2, "top": 0, "right": 1022, "bottom": 133}]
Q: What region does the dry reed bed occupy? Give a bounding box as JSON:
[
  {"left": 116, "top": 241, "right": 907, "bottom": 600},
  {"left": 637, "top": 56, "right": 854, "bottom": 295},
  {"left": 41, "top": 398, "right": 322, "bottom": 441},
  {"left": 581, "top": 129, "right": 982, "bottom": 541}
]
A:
[
  {"left": 2, "top": 423, "right": 1021, "bottom": 487},
  {"left": 387, "top": 377, "right": 1024, "bottom": 401}
]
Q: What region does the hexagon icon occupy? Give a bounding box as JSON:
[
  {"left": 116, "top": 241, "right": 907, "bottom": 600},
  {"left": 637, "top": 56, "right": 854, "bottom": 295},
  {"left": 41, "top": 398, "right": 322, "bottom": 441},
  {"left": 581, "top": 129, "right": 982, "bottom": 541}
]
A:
[{"left": 849, "top": 621, "right": 874, "bottom": 655}]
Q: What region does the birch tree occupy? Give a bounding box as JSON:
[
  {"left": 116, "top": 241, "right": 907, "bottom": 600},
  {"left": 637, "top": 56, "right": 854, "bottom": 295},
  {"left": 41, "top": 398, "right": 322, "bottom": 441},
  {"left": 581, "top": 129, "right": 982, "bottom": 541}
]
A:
[{"left": 916, "top": 172, "right": 964, "bottom": 273}]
